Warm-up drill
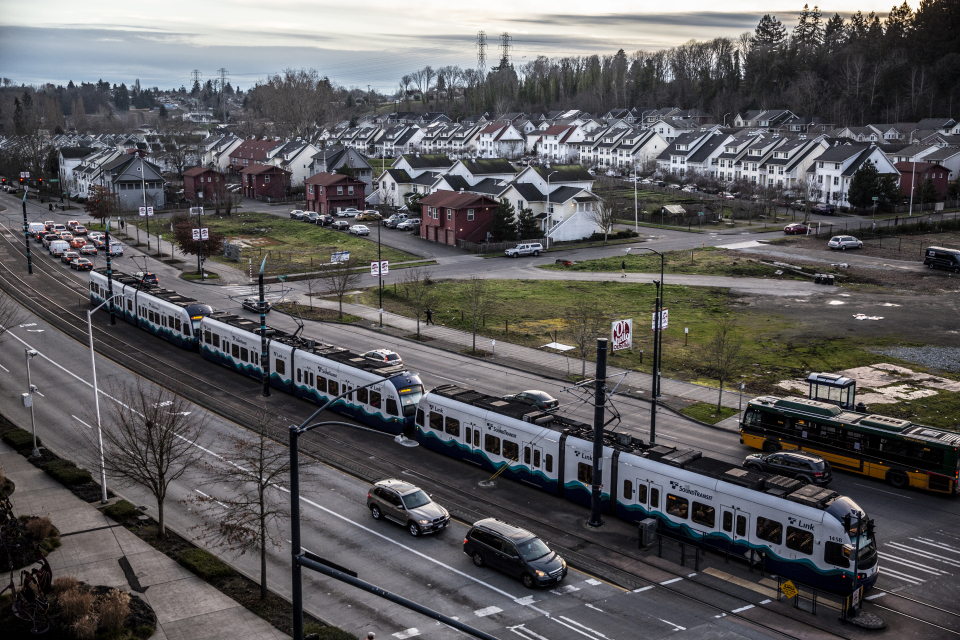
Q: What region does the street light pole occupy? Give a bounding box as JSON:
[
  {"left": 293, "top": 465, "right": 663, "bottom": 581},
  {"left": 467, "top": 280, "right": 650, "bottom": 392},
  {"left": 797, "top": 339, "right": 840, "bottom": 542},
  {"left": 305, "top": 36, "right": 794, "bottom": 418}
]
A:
[
  {"left": 634, "top": 161, "right": 638, "bottom": 231},
  {"left": 259, "top": 257, "right": 271, "bottom": 397},
  {"left": 624, "top": 246, "right": 665, "bottom": 445},
  {"left": 378, "top": 219, "right": 383, "bottom": 327},
  {"left": 545, "top": 168, "right": 558, "bottom": 249},
  {"left": 88, "top": 295, "right": 123, "bottom": 503},
  {"left": 25, "top": 349, "right": 40, "bottom": 457}
]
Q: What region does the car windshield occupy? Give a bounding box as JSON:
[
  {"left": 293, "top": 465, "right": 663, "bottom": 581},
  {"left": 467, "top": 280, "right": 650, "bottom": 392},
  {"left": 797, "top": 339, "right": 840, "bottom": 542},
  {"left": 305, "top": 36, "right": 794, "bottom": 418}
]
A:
[
  {"left": 402, "top": 490, "right": 431, "bottom": 509},
  {"left": 517, "top": 538, "right": 551, "bottom": 561}
]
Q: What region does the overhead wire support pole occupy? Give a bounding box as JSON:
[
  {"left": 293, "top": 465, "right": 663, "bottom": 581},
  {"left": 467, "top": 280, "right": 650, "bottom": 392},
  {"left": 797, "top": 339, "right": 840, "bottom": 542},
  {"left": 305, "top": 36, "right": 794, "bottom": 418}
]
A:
[
  {"left": 22, "top": 188, "right": 32, "bottom": 274},
  {"left": 588, "top": 338, "right": 608, "bottom": 528},
  {"left": 259, "top": 257, "right": 271, "bottom": 397}
]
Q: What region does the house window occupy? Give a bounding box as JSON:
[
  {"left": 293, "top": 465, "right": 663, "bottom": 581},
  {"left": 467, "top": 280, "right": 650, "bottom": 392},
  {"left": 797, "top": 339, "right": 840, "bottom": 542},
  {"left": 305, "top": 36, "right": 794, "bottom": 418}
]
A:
[
  {"left": 835, "top": 163, "right": 841, "bottom": 170},
  {"left": 337, "top": 186, "right": 343, "bottom": 195},
  {"left": 308, "top": 185, "right": 313, "bottom": 194},
  {"left": 446, "top": 210, "right": 452, "bottom": 220},
  {"left": 834, "top": 176, "right": 840, "bottom": 185},
  {"left": 348, "top": 186, "right": 354, "bottom": 195},
  {"left": 467, "top": 209, "right": 474, "bottom": 221},
  {"left": 264, "top": 175, "right": 270, "bottom": 183}
]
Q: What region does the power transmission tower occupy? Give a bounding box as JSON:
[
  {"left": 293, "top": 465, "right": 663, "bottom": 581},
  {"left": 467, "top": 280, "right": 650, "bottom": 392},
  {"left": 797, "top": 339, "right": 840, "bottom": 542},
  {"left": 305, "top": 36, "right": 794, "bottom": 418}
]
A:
[
  {"left": 498, "top": 32, "right": 512, "bottom": 69},
  {"left": 190, "top": 69, "right": 202, "bottom": 91},
  {"left": 217, "top": 67, "right": 229, "bottom": 122},
  {"left": 476, "top": 31, "right": 487, "bottom": 76}
]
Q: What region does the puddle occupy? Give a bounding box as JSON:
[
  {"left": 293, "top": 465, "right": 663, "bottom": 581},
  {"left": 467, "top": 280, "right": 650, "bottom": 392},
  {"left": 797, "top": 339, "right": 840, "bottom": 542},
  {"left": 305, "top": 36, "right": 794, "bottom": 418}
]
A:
[
  {"left": 828, "top": 300, "right": 845, "bottom": 305},
  {"left": 880, "top": 303, "right": 901, "bottom": 307},
  {"left": 853, "top": 314, "right": 884, "bottom": 320},
  {"left": 839, "top": 293, "right": 851, "bottom": 297}
]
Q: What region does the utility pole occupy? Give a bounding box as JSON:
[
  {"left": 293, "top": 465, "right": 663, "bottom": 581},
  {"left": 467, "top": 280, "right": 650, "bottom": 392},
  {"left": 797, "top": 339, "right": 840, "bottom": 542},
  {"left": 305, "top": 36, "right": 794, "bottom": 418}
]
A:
[
  {"left": 21, "top": 184, "right": 32, "bottom": 275},
  {"left": 588, "top": 339, "right": 607, "bottom": 528},
  {"left": 259, "top": 257, "right": 270, "bottom": 397}
]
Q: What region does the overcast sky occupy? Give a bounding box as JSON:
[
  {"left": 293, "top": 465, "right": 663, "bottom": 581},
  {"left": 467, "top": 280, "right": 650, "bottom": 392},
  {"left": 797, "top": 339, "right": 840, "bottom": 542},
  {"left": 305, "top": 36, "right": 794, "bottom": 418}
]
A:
[{"left": 0, "top": 2, "right": 895, "bottom": 92}]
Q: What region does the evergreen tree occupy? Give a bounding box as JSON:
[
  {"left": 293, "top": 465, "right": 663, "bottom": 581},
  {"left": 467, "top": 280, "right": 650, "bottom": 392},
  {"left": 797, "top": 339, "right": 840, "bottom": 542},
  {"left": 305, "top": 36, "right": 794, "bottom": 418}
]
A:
[
  {"left": 191, "top": 79, "right": 201, "bottom": 96},
  {"left": 823, "top": 13, "right": 846, "bottom": 51},
  {"left": 516, "top": 208, "right": 543, "bottom": 239},
  {"left": 885, "top": 1, "right": 913, "bottom": 43},
  {"left": 753, "top": 15, "right": 787, "bottom": 49},
  {"left": 847, "top": 11, "right": 869, "bottom": 41},
  {"left": 159, "top": 104, "right": 168, "bottom": 118},
  {"left": 113, "top": 83, "right": 130, "bottom": 110},
  {"left": 917, "top": 178, "right": 939, "bottom": 204},
  {"left": 490, "top": 198, "right": 517, "bottom": 241},
  {"left": 878, "top": 174, "right": 903, "bottom": 210},
  {"left": 847, "top": 160, "right": 880, "bottom": 209}
]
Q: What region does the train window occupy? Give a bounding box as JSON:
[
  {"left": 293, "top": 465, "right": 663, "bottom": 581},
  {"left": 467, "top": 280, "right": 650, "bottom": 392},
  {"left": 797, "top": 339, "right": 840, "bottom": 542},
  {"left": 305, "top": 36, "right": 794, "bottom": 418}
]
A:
[
  {"left": 275, "top": 359, "right": 285, "bottom": 376},
  {"left": 317, "top": 376, "right": 327, "bottom": 393},
  {"left": 309, "top": 372, "right": 314, "bottom": 387},
  {"left": 623, "top": 480, "right": 633, "bottom": 500},
  {"left": 756, "top": 517, "right": 783, "bottom": 545},
  {"left": 637, "top": 483, "right": 647, "bottom": 505},
  {"left": 204, "top": 330, "right": 211, "bottom": 344},
  {"left": 692, "top": 503, "right": 715, "bottom": 527},
  {"left": 232, "top": 344, "right": 239, "bottom": 359},
  {"left": 212, "top": 334, "right": 220, "bottom": 348},
  {"left": 416, "top": 409, "right": 425, "bottom": 426},
  {"left": 824, "top": 541, "right": 850, "bottom": 568},
  {"left": 328, "top": 380, "right": 338, "bottom": 395},
  {"left": 253, "top": 353, "right": 259, "bottom": 366},
  {"left": 474, "top": 430, "right": 480, "bottom": 448},
  {"left": 524, "top": 447, "right": 531, "bottom": 464},
  {"left": 736, "top": 515, "right": 746, "bottom": 537},
  {"left": 386, "top": 399, "right": 398, "bottom": 416},
  {"left": 357, "top": 387, "right": 368, "bottom": 404},
  {"left": 723, "top": 511, "right": 733, "bottom": 532},
  {"left": 666, "top": 494, "right": 688, "bottom": 519},
  {"left": 577, "top": 463, "right": 592, "bottom": 484},
  {"left": 544, "top": 454, "right": 553, "bottom": 472},
  {"left": 175, "top": 318, "right": 181, "bottom": 332},
  {"left": 429, "top": 412, "right": 443, "bottom": 431},
  {"left": 445, "top": 417, "right": 460, "bottom": 437},
  {"left": 162, "top": 316, "right": 167, "bottom": 328},
  {"left": 534, "top": 449, "right": 541, "bottom": 467},
  {"left": 148, "top": 310, "right": 154, "bottom": 322},
  {"left": 370, "top": 391, "right": 381, "bottom": 408},
  {"left": 240, "top": 348, "right": 248, "bottom": 362},
  {"left": 485, "top": 434, "right": 501, "bottom": 456},
  {"left": 502, "top": 440, "right": 519, "bottom": 461},
  {"left": 297, "top": 369, "right": 302, "bottom": 383},
  {"left": 127, "top": 300, "right": 132, "bottom": 311},
  {"left": 650, "top": 488, "right": 659, "bottom": 509},
  {"left": 786, "top": 527, "right": 814, "bottom": 555}
]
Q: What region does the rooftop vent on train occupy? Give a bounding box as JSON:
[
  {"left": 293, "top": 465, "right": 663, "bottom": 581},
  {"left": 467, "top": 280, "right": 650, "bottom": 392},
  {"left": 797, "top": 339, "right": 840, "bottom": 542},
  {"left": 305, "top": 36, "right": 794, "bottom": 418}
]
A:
[
  {"left": 786, "top": 485, "right": 839, "bottom": 509},
  {"left": 307, "top": 340, "right": 315, "bottom": 350},
  {"left": 764, "top": 475, "right": 802, "bottom": 497},
  {"left": 617, "top": 432, "right": 632, "bottom": 446}
]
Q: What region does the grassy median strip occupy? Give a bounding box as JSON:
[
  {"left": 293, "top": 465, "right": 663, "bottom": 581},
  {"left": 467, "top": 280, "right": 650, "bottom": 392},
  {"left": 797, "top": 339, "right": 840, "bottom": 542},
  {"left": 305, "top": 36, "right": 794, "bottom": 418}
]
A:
[{"left": 679, "top": 403, "right": 741, "bottom": 425}]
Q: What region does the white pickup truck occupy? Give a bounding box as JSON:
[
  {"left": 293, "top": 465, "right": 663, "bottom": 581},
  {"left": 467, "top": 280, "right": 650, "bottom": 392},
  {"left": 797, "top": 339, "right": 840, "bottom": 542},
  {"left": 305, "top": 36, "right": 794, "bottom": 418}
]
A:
[{"left": 504, "top": 243, "right": 544, "bottom": 257}]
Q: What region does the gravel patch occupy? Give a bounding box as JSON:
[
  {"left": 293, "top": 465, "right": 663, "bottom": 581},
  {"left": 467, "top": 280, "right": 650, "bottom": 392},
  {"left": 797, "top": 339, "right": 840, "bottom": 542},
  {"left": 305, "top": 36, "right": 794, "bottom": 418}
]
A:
[{"left": 871, "top": 346, "right": 960, "bottom": 373}]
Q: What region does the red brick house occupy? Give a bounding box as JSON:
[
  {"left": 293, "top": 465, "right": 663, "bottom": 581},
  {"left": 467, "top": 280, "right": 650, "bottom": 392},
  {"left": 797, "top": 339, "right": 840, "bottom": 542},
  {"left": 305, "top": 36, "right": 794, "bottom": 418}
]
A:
[
  {"left": 182, "top": 166, "right": 224, "bottom": 201},
  {"left": 419, "top": 191, "right": 499, "bottom": 245},
  {"left": 240, "top": 164, "right": 291, "bottom": 199},
  {"left": 304, "top": 172, "right": 366, "bottom": 214},
  {"left": 895, "top": 161, "right": 951, "bottom": 200},
  {"left": 228, "top": 138, "right": 282, "bottom": 174}
]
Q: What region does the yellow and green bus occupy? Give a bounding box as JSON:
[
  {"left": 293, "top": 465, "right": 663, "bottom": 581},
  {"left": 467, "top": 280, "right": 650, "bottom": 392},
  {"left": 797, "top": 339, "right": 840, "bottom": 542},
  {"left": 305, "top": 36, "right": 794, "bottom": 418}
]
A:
[{"left": 740, "top": 395, "right": 960, "bottom": 495}]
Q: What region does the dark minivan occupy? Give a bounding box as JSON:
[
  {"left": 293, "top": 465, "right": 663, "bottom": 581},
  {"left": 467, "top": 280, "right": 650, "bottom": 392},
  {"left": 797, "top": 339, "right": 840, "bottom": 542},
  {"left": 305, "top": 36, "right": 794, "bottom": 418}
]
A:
[
  {"left": 464, "top": 518, "right": 567, "bottom": 588},
  {"left": 923, "top": 246, "right": 960, "bottom": 273},
  {"left": 743, "top": 451, "right": 833, "bottom": 486}
]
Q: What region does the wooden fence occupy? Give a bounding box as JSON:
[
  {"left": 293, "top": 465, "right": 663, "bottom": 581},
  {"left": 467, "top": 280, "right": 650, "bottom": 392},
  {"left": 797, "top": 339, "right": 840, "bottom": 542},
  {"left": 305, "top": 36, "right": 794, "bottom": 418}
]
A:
[{"left": 458, "top": 237, "right": 546, "bottom": 254}]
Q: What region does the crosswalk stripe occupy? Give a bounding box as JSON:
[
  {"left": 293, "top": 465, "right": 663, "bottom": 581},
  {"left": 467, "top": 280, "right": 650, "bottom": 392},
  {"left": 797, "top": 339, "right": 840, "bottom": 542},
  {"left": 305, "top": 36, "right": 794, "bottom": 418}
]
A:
[
  {"left": 912, "top": 538, "right": 960, "bottom": 555},
  {"left": 887, "top": 542, "right": 960, "bottom": 567},
  {"left": 879, "top": 567, "right": 924, "bottom": 585},
  {"left": 879, "top": 553, "right": 949, "bottom": 575}
]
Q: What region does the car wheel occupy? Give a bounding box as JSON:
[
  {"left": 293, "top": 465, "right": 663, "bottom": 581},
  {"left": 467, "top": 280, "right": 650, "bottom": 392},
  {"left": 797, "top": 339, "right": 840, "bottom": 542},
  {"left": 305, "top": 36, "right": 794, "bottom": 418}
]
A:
[
  {"left": 408, "top": 522, "right": 421, "bottom": 537},
  {"left": 887, "top": 470, "right": 909, "bottom": 490},
  {"left": 841, "top": 245, "right": 846, "bottom": 250},
  {"left": 857, "top": 243, "right": 863, "bottom": 249},
  {"left": 371, "top": 505, "right": 382, "bottom": 520},
  {"left": 929, "top": 264, "right": 935, "bottom": 269},
  {"left": 472, "top": 552, "right": 485, "bottom": 567},
  {"left": 745, "top": 463, "right": 763, "bottom": 472},
  {"left": 521, "top": 573, "right": 536, "bottom": 589},
  {"left": 533, "top": 250, "right": 540, "bottom": 256},
  {"left": 762, "top": 440, "right": 781, "bottom": 453}
]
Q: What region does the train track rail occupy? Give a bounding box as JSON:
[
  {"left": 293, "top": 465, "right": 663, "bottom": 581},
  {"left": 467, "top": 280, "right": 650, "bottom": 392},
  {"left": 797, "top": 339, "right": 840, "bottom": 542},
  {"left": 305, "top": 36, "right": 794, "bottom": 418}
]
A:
[{"left": 0, "top": 223, "right": 945, "bottom": 639}]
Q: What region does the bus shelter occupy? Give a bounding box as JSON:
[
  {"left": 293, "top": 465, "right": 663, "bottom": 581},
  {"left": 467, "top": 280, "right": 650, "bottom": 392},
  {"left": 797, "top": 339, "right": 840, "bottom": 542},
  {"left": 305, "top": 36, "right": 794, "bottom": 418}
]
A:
[{"left": 806, "top": 372, "right": 856, "bottom": 410}]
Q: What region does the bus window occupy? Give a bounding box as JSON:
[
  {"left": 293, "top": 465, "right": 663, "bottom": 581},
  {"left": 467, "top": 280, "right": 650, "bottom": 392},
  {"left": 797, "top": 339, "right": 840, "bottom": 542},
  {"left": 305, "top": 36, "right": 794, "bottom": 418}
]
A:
[
  {"left": 429, "top": 412, "right": 443, "bottom": 431},
  {"left": 623, "top": 480, "right": 633, "bottom": 500},
  {"left": 824, "top": 541, "right": 850, "bottom": 568},
  {"left": 578, "top": 463, "right": 592, "bottom": 484},
  {"left": 742, "top": 409, "right": 762, "bottom": 428},
  {"left": 786, "top": 527, "right": 814, "bottom": 555},
  {"left": 445, "top": 417, "right": 460, "bottom": 437},
  {"left": 756, "top": 517, "right": 783, "bottom": 545}
]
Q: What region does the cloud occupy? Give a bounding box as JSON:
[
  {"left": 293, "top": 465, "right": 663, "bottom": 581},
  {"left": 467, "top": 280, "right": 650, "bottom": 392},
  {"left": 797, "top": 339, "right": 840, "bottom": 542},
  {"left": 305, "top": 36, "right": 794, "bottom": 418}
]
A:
[{"left": 506, "top": 11, "right": 765, "bottom": 30}]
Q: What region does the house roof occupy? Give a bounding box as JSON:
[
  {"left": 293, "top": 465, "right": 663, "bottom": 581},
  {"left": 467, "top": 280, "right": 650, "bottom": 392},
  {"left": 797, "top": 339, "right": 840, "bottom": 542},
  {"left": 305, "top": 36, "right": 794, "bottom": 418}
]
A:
[
  {"left": 894, "top": 161, "right": 949, "bottom": 173},
  {"left": 546, "top": 186, "right": 583, "bottom": 203},
  {"left": 438, "top": 175, "right": 471, "bottom": 192},
  {"left": 923, "top": 147, "right": 960, "bottom": 161},
  {"left": 183, "top": 166, "right": 218, "bottom": 178},
  {"left": 384, "top": 168, "right": 412, "bottom": 183},
  {"left": 688, "top": 133, "right": 729, "bottom": 163},
  {"left": 841, "top": 149, "right": 882, "bottom": 177},
  {"left": 460, "top": 158, "right": 515, "bottom": 175},
  {"left": 469, "top": 178, "right": 508, "bottom": 196},
  {"left": 510, "top": 182, "right": 546, "bottom": 202},
  {"left": 815, "top": 143, "right": 872, "bottom": 163},
  {"left": 401, "top": 154, "right": 453, "bottom": 169},
  {"left": 533, "top": 164, "right": 593, "bottom": 182},
  {"left": 418, "top": 190, "right": 498, "bottom": 208},
  {"left": 60, "top": 146, "right": 95, "bottom": 159},
  {"left": 303, "top": 171, "right": 362, "bottom": 186},
  {"left": 240, "top": 163, "right": 291, "bottom": 176},
  {"left": 231, "top": 138, "right": 283, "bottom": 160}
]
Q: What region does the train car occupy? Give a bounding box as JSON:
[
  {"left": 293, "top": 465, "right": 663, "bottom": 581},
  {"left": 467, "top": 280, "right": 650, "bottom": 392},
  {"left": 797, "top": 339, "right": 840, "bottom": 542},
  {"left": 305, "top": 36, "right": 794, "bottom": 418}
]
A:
[
  {"left": 90, "top": 269, "right": 211, "bottom": 350},
  {"left": 198, "top": 312, "right": 423, "bottom": 435},
  {"left": 418, "top": 384, "right": 878, "bottom": 594}
]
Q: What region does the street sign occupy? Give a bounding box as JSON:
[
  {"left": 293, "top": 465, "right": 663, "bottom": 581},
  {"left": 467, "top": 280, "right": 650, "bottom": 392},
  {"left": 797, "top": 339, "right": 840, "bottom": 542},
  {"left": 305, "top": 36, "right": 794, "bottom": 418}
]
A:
[
  {"left": 147, "top": 206, "right": 154, "bottom": 216},
  {"left": 651, "top": 309, "right": 669, "bottom": 330},
  {"left": 872, "top": 196, "right": 879, "bottom": 201},
  {"left": 611, "top": 318, "right": 633, "bottom": 351},
  {"left": 371, "top": 260, "right": 389, "bottom": 277},
  {"left": 331, "top": 251, "right": 350, "bottom": 264},
  {"left": 780, "top": 580, "right": 799, "bottom": 599},
  {"left": 190, "top": 206, "right": 204, "bottom": 215},
  {"left": 192, "top": 228, "right": 200, "bottom": 240},
  {"left": 852, "top": 585, "right": 862, "bottom": 607},
  {"left": 49, "top": 179, "right": 59, "bottom": 183},
  {"left": 20, "top": 171, "right": 29, "bottom": 178},
  {"left": 201, "top": 228, "right": 209, "bottom": 240},
  {"left": 139, "top": 207, "right": 146, "bottom": 217}
]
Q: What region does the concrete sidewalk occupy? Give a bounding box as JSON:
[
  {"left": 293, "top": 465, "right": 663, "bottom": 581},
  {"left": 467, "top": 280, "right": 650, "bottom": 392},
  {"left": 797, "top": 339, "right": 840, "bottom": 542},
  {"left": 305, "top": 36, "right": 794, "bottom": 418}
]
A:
[{"left": 1, "top": 441, "right": 287, "bottom": 640}]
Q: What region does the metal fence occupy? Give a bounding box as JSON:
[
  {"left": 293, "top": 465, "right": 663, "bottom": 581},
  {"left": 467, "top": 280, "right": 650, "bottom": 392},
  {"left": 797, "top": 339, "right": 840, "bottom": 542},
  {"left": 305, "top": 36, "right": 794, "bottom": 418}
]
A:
[{"left": 811, "top": 209, "right": 960, "bottom": 238}]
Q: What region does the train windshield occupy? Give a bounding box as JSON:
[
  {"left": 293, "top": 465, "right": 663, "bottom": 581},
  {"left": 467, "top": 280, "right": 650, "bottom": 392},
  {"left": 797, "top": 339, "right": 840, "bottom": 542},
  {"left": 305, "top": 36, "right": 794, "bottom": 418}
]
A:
[
  {"left": 397, "top": 384, "right": 424, "bottom": 416},
  {"left": 851, "top": 534, "right": 876, "bottom": 560}
]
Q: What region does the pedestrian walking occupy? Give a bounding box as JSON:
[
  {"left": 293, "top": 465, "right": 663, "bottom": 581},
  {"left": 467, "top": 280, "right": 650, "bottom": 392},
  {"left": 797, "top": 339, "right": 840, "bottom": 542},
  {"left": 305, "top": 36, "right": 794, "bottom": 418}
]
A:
[
  {"left": 426, "top": 308, "right": 433, "bottom": 325},
  {"left": 621, "top": 260, "right": 626, "bottom": 278}
]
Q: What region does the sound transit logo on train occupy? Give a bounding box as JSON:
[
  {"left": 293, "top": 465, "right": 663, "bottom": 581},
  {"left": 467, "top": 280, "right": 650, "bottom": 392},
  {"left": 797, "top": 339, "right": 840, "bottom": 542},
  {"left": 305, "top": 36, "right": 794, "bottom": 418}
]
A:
[
  {"left": 668, "top": 480, "right": 713, "bottom": 501},
  {"left": 487, "top": 423, "right": 517, "bottom": 439}
]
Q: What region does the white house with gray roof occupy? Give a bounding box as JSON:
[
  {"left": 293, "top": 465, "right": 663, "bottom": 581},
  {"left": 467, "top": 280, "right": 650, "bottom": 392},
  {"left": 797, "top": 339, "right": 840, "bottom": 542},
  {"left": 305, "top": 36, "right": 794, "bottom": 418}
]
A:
[{"left": 807, "top": 143, "right": 899, "bottom": 207}]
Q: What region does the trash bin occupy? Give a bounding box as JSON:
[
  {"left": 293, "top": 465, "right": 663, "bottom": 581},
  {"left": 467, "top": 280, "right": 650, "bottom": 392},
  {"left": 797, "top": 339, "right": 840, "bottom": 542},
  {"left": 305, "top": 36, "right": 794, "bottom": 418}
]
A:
[
  {"left": 826, "top": 274, "right": 835, "bottom": 285},
  {"left": 814, "top": 274, "right": 822, "bottom": 284}
]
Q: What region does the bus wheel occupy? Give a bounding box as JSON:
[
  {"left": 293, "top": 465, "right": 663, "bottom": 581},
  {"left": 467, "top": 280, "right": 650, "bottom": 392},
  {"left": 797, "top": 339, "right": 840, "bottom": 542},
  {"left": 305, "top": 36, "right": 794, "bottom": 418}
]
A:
[
  {"left": 762, "top": 440, "right": 781, "bottom": 452},
  {"left": 887, "top": 470, "right": 909, "bottom": 489}
]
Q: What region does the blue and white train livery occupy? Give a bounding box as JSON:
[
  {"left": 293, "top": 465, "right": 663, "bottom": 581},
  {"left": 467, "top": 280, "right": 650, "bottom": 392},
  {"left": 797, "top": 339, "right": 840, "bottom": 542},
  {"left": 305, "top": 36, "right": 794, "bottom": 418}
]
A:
[{"left": 417, "top": 384, "right": 878, "bottom": 595}]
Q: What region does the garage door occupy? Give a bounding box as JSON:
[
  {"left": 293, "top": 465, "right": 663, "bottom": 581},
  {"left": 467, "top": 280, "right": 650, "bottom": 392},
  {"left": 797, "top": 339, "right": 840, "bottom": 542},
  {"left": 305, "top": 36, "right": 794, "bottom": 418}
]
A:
[{"left": 446, "top": 229, "right": 455, "bottom": 246}]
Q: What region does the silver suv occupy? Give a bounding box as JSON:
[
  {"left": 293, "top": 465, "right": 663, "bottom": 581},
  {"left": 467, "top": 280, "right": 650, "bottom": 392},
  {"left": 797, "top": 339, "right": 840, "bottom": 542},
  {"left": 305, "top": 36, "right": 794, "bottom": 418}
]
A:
[
  {"left": 505, "top": 243, "right": 544, "bottom": 258},
  {"left": 367, "top": 479, "right": 450, "bottom": 537}
]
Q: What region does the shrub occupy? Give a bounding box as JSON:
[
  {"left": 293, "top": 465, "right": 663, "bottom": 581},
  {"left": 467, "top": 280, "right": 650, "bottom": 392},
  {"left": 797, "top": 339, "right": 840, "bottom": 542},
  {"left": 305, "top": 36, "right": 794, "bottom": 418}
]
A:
[
  {"left": 25, "top": 515, "right": 54, "bottom": 541},
  {"left": 71, "top": 613, "right": 99, "bottom": 640},
  {"left": 1, "top": 428, "right": 40, "bottom": 450},
  {"left": 42, "top": 460, "right": 92, "bottom": 486},
  {"left": 98, "top": 588, "right": 131, "bottom": 630},
  {"left": 178, "top": 548, "right": 235, "bottom": 580},
  {"left": 59, "top": 586, "right": 95, "bottom": 624},
  {"left": 52, "top": 576, "right": 80, "bottom": 595},
  {"left": 104, "top": 500, "right": 139, "bottom": 521}
]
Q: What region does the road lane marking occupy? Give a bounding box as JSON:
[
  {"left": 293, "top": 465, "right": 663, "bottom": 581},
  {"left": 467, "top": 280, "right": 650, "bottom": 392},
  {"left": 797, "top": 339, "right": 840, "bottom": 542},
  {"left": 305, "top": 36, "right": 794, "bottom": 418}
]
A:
[
  {"left": 865, "top": 592, "right": 887, "bottom": 601},
  {"left": 584, "top": 579, "right": 601, "bottom": 586},
  {"left": 659, "top": 619, "right": 686, "bottom": 631},
  {"left": 474, "top": 606, "right": 502, "bottom": 617},
  {"left": 878, "top": 552, "right": 949, "bottom": 575},
  {"left": 194, "top": 489, "right": 228, "bottom": 509},
  {"left": 507, "top": 625, "right": 550, "bottom": 640},
  {"left": 584, "top": 603, "right": 603, "bottom": 612},
  {"left": 701, "top": 567, "right": 778, "bottom": 598},
  {"left": 559, "top": 616, "right": 613, "bottom": 638},
  {"left": 72, "top": 415, "right": 93, "bottom": 429},
  {"left": 759, "top": 599, "right": 771, "bottom": 605},
  {"left": 0, "top": 362, "right": 8, "bottom": 372},
  {"left": 878, "top": 567, "right": 923, "bottom": 584},
  {"left": 550, "top": 585, "right": 579, "bottom": 595},
  {"left": 731, "top": 605, "right": 754, "bottom": 613},
  {"left": 550, "top": 617, "right": 598, "bottom": 639},
  {"left": 393, "top": 629, "right": 420, "bottom": 639},
  {"left": 659, "top": 578, "right": 682, "bottom": 585},
  {"left": 633, "top": 586, "right": 654, "bottom": 593},
  {"left": 887, "top": 542, "right": 960, "bottom": 567},
  {"left": 914, "top": 537, "right": 960, "bottom": 554},
  {"left": 852, "top": 483, "right": 913, "bottom": 498}
]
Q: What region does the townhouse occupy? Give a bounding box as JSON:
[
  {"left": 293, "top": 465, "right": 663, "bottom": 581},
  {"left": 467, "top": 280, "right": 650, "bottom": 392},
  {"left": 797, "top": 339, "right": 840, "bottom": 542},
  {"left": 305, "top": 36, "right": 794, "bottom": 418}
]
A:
[
  {"left": 532, "top": 125, "right": 584, "bottom": 163},
  {"left": 228, "top": 138, "right": 283, "bottom": 174},
  {"left": 199, "top": 133, "right": 243, "bottom": 171},
  {"left": 308, "top": 145, "right": 374, "bottom": 196},
  {"left": 267, "top": 139, "right": 319, "bottom": 188},
  {"left": 102, "top": 154, "right": 166, "bottom": 211},
  {"left": 807, "top": 143, "right": 899, "bottom": 207},
  {"left": 476, "top": 123, "right": 525, "bottom": 159},
  {"left": 304, "top": 172, "right": 366, "bottom": 214},
  {"left": 895, "top": 162, "right": 952, "bottom": 200},
  {"left": 240, "top": 164, "right": 291, "bottom": 199}
]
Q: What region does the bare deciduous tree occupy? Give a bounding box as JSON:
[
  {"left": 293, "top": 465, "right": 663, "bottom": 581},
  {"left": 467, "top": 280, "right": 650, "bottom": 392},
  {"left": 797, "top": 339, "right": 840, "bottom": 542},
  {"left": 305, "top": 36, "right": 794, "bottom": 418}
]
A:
[
  {"left": 247, "top": 69, "right": 334, "bottom": 144},
  {"left": 191, "top": 404, "right": 291, "bottom": 600},
  {"left": 701, "top": 318, "right": 749, "bottom": 412},
  {"left": 90, "top": 381, "right": 206, "bottom": 538},
  {"left": 463, "top": 277, "right": 496, "bottom": 354},
  {"left": 587, "top": 191, "right": 618, "bottom": 242},
  {"left": 0, "top": 290, "right": 26, "bottom": 343},
  {"left": 564, "top": 296, "right": 607, "bottom": 379},
  {"left": 321, "top": 257, "right": 362, "bottom": 319},
  {"left": 401, "top": 267, "right": 434, "bottom": 338}
]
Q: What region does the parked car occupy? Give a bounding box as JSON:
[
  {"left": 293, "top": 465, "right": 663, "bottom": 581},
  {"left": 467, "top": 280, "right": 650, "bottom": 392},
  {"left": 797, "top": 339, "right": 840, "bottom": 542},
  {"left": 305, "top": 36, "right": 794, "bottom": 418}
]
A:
[
  {"left": 356, "top": 211, "right": 382, "bottom": 222},
  {"left": 133, "top": 271, "right": 158, "bottom": 287},
  {"left": 503, "top": 390, "right": 559, "bottom": 411},
  {"left": 289, "top": 210, "right": 306, "bottom": 220},
  {"left": 349, "top": 224, "right": 370, "bottom": 236},
  {"left": 79, "top": 244, "right": 98, "bottom": 256},
  {"left": 813, "top": 203, "right": 836, "bottom": 214},
  {"left": 463, "top": 518, "right": 567, "bottom": 588},
  {"left": 361, "top": 349, "right": 402, "bottom": 366},
  {"left": 72, "top": 226, "right": 87, "bottom": 236},
  {"left": 60, "top": 250, "right": 79, "bottom": 264},
  {"left": 383, "top": 214, "right": 408, "bottom": 228},
  {"left": 783, "top": 223, "right": 811, "bottom": 235},
  {"left": 303, "top": 212, "right": 321, "bottom": 223},
  {"left": 827, "top": 235, "right": 863, "bottom": 250},
  {"left": 241, "top": 298, "right": 271, "bottom": 313},
  {"left": 331, "top": 220, "right": 350, "bottom": 230},
  {"left": 923, "top": 246, "right": 960, "bottom": 273},
  {"left": 69, "top": 237, "right": 87, "bottom": 249},
  {"left": 396, "top": 218, "right": 420, "bottom": 231},
  {"left": 70, "top": 257, "right": 94, "bottom": 271},
  {"left": 367, "top": 479, "right": 450, "bottom": 537},
  {"left": 338, "top": 208, "right": 361, "bottom": 218},
  {"left": 720, "top": 192, "right": 735, "bottom": 199},
  {"left": 743, "top": 451, "right": 832, "bottom": 486},
  {"left": 316, "top": 213, "right": 334, "bottom": 226},
  {"left": 505, "top": 243, "right": 543, "bottom": 258}
]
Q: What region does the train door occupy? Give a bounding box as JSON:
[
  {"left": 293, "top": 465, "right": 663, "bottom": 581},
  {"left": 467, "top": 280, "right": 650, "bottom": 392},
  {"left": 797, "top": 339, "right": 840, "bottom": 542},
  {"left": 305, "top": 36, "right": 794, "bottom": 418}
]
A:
[
  {"left": 649, "top": 483, "right": 663, "bottom": 515},
  {"left": 463, "top": 422, "right": 482, "bottom": 465},
  {"left": 522, "top": 442, "right": 544, "bottom": 485},
  {"left": 721, "top": 506, "right": 751, "bottom": 557}
]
